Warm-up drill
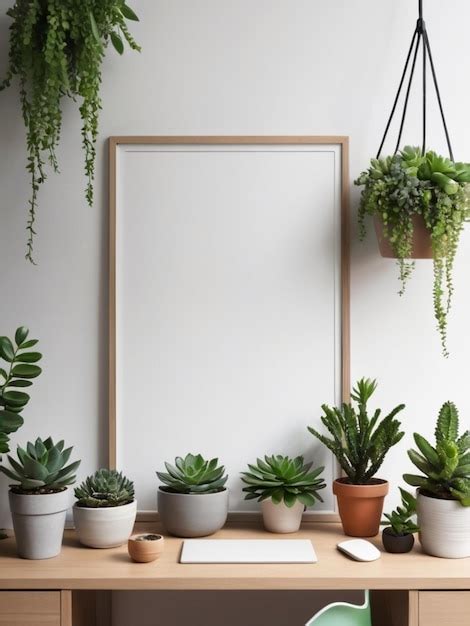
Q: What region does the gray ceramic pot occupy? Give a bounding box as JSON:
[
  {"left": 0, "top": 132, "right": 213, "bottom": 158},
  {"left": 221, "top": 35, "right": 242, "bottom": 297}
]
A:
[
  {"left": 157, "top": 488, "right": 229, "bottom": 537},
  {"left": 9, "top": 488, "right": 71, "bottom": 559}
]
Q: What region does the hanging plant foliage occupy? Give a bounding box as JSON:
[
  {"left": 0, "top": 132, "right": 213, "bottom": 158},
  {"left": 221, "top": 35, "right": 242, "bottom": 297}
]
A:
[
  {"left": 355, "top": 147, "right": 470, "bottom": 356},
  {"left": 0, "top": 0, "right": 141, "bottom": 262}
]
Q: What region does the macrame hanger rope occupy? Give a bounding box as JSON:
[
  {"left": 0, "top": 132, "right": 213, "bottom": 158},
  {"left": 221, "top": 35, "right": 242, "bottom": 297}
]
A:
[{"left": 376, "top": 0, "right": 454, "bottom": 161}]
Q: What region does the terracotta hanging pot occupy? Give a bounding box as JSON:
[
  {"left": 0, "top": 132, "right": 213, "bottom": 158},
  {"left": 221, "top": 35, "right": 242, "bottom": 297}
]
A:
[
  {"left": 333, "top": 478, "right": 389, "bottom": 537},
  {"left": 374, "top": 215, "right": 433, "bottom": 259}
]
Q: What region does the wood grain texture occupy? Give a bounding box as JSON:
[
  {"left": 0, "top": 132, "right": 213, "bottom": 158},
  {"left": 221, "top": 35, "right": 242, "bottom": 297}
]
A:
[
  {"left": 0, "top": 592, "right": 60, "bottom": 624},
  {"left": 371, "top": 590, "right": 410, "bottom": 626},
  {"left": 60, "top": 591, "right": 72, "bottom": 626},
  {"left": 419, "top": 591, "right": 470, "bottom": 626},
  {"left": 0, "top": 523, "right": 468, "bottom": 591}
]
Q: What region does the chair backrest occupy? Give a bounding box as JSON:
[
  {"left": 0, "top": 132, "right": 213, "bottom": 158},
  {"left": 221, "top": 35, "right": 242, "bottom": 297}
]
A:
[{"left": 305, "top": 591, "right": 371, "bottom": 626}]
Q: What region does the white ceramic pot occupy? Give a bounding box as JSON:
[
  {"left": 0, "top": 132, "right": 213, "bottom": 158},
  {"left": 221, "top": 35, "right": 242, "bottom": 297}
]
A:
[
  {"left": 417, "top": 491, "right": 470, "bottom": 558},
  {"left": 157, "top": 489, "right": 228, "bottom": 537},
  {"left": 261, "top": 499, "right": 304, "bottom": 533},
  {"left": 9, "top": 488, "right": 71, "bottom": 560},
  {"left": 73, "top": 500, "right": 137, "bottom": 548}
]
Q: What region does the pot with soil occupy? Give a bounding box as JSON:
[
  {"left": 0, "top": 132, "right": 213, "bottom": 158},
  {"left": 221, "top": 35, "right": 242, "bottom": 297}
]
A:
[{"left": 128, "top": 533, "right": 164, "bottom": 562}]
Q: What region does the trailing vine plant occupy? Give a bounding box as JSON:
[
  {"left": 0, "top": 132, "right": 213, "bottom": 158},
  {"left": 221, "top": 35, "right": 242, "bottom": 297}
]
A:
[
  {"left": 0, "top": 0, "right": 141, "bottom": 262},
  {"left": 355, "top": 146, "right": 470, "bottom": 356}
]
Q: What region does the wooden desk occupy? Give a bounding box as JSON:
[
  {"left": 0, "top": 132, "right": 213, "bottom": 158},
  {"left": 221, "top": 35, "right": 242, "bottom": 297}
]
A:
[{"left": 0, "top": 522, "right": 468, "bottom": 625}]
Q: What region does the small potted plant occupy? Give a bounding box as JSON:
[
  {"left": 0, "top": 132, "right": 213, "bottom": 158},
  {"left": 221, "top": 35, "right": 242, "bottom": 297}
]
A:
[
  {"left": 0, "top": 437, "right": 80, "bottom": 559},
  {"left": 157, "top": 453, "right": 228, "bottom": 537},
  {"left": 128, "top": 533, "right": 164, "bottom": 563},
  {"left": 381, "top": 488, "right": 419, "bottom": 553},
  {"left": 241, "top": 455, "right": 326, "bottom": 533},
  {"left": 308, "top": 378, "right": 405, "bottom": 537},
  {"left": 73, "top": 469, "right": 136, "bottom": 549},
  {"left": 355, "top": 147, "right": 470, "bottom": 356},
  {"left": 404, "top": 401, "right": 470, "bottom": 558}
]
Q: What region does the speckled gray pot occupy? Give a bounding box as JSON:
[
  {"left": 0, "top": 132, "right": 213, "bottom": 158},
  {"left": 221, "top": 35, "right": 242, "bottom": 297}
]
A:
[
  {"left": 9, "top": 489, "right": 71, "bottom": 560},
  {"left": 157, "top": 488, "right": 228, "bottom": 537}
]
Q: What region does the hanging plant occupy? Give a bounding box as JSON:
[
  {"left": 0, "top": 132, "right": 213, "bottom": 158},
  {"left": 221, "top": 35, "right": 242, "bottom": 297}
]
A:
[
  {"left": 0, "top": 0, "right": 141, "bottom": 262},
  {"left": 355, "top": 147, "right": 470, "bottom": 356}
]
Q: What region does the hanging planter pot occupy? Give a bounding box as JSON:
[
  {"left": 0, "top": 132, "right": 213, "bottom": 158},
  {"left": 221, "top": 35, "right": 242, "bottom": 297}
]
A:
[{"left": 354, "top": 0, "right": 470, "bottom": 357}]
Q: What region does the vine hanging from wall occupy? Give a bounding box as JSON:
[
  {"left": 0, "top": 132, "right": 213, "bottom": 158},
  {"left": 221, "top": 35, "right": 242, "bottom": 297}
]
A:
[{"left": 0, "top": 0, "right": 141, "bottom": 262}]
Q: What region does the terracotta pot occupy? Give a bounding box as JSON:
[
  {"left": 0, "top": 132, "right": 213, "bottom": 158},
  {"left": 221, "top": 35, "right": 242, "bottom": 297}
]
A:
[
  {"left": 333, "top": 478, "right": 389, "bottom": 537},
  {"left": 374, "top": 215, "right": 433, "bottom": 259},
  {"left": 128, "top": 534, "right": 164, "bottom": 563},
  {"left": 382, "top": 527, "right": 415, "bottom": 553}
]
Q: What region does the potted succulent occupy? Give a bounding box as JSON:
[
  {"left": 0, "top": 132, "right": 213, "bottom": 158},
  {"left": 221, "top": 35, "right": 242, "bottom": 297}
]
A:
[
  {"left": 128, "top": 533, "right": 164, "bottom": 563},
  {"left": 308, "top": 378, "right": 405, "bottom": 537},
  {"left": 355, "top": 147, "right": 470, "bottom": 356},
  {"left": 404, "top": 401, "right": 470, "bottom": 558},
  {"left": 0, "top": 437, "right": 80, "bottom": 559},
  {"left": 381, "top": 488, "right": 419, "bottom": 553},
  {"left": 73, "top": 469, "right": 136, "bottom": 549},
  {"left": 0, "top": 327, "right": 42, "bottom": 453},
  {"left": 241, "top": 455, "right": 326, "bottom": 533},
  {"left": 156, "top": 453, "right": 228, "bottom": 537}
]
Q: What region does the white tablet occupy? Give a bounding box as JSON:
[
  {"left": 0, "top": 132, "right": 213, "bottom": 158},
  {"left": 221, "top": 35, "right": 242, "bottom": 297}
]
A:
[{"left": 180, "top": 539, "right": 317, "bottom": 564}]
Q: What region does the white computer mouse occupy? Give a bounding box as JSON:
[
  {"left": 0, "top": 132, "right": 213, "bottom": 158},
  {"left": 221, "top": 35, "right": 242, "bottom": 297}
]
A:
[{"left": 337, "top": 539, "right": 381, "bottom": 562}]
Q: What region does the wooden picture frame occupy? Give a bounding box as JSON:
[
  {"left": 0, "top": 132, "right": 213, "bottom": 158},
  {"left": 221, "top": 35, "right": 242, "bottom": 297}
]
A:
[{"left": 109, "top": 136, "right": 350, "bottom": 520}]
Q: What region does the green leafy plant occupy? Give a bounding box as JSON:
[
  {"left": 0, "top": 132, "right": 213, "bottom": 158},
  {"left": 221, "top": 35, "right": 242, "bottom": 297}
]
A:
[
  {"left": 0, "top": 327, "right": 42, "bottom": 454},
  {"left": 241, "top": 455, "right": 326, "bottom": 508},
  {"left": 75, "top": 468, "right": 134, "bottom": 507},
  {"left": 157, "top": 454, "right": 228, "bottom": 494},
  {"left": 0, "top": 437, "right": 80, "bottom": 493},
  {"left": 308, "top": 378, "right": 405, "bottom": 484},
  {"left": 404, "top": 401, "right": 470, "bottom": 506},
  {"left": 355, "top": 146, "right": 470, "bottom": 356},
  {"left": 381, "top": 488, "right": 419, "bottom": 536},
  {"left": 1, "top": 0, "right": 141, "bottom": 262}
]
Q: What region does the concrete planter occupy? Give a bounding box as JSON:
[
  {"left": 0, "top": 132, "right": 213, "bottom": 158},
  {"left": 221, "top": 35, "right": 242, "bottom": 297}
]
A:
[
  {"left": 9, "top": 488, "right": 71, "bottom": 560},
  {"left": 417, "top": 491, "right": 470, "bottom": 558},
  {"left": 261, "top": 499, "right": 304, "bottom": 533},
  {"left": 73, "top": 500, "right": 137, "bottom": 548},
  {"left": 157, "top": 488, "right": 228, "bottom": 537}
]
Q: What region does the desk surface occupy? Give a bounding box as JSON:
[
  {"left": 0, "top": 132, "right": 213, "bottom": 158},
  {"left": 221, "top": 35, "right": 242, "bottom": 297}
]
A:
[{"left": 0, "top": 522, "right": 468, "bottom": 591}]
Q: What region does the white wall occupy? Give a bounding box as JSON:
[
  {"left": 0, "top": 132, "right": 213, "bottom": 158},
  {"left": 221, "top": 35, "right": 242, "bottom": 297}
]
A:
[{"left": 1, "top": 1, "right": 470, "bottom": 624}]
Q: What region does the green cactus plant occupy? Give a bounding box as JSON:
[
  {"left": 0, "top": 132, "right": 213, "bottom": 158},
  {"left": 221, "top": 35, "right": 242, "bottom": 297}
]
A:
[
  {"left": 0, "top": 437, "right": 80, "bottom": 493},
  {"left": 404, "top": 401, "right": 470, "bottom": 506},
  {"left": 355, "top": 147, "right": 470, "bottom": 357},
  {"left": 308, "top": 378, "right": 405, "bottom": 484},
  {"left": 75, "top": 469, "right": 134, "bottom": 508},
  {"left": 381, "top": 488, "right": 419, "bottom": 536},
  {"left": 157, "top": 454, "right": 228, "bottom": 494},
  {"left": 0, "top": 327, "right": 42, "bottom": 454},
  {"left": 241, "top": 455, "right": 326, "bottom": 508}
]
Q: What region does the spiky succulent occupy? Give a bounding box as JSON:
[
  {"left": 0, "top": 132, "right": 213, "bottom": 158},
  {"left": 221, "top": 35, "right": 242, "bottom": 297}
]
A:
[
  {"left": 241, "top": 455, "right": 326, "bottom": 508},
  {"left": 74, "top": 469, "right": 134, "bottom": 508},
  {"left": 0, "top": 437, "right": 80, "bottom": 493},
  {"left": 157, "top": 454, "right": 227, "bottom": 494},
  {"left": 308, "top": 378, "right": 405, "bottom": 484},
  {"left": 404, "top": 401, "right": 470, "bottom": 506},
  {"left": 382, "top": 488, "right": 419, "bottom": 536}
]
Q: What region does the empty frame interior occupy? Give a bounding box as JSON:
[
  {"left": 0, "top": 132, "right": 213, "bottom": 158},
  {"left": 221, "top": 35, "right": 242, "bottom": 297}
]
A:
[{"left": 110, "top": 136, "right": 349, "bottom": 516}]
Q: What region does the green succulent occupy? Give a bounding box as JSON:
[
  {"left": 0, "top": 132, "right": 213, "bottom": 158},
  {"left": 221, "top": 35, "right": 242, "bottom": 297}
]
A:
[
  {"left": 241, "top": 455, "right": 326, "bottom": 508},
  {"left": 404, "top": 401, "right": 470, "bottom": 506},
  {"left": 355, "top": 147, "right": 470, "bottom": 357},
  {"left": 0, "top": 437, "right": 80, "bottom": 493},
  {"left": 1, "top": 0, "right": 141, "bottom": 262},
  {"left": 381, "top": 488, "right": 419, "bottom": 536},
  {"left": 75, "top": 468, "right": 134, "bottom": 508},
  {"left": 308, "top": 378, "right": 405, "bottom": 484},
  {"left": 157, "top": 454, "right": 228, "bottom": 494},
  {"left": 0, "top": 327, "right": 42, "bottom": 453}
]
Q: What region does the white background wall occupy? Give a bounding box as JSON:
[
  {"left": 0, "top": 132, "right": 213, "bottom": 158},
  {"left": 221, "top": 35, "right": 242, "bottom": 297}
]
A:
[{"left": 1, "top": 1, "right": 470, "bottom": 624}]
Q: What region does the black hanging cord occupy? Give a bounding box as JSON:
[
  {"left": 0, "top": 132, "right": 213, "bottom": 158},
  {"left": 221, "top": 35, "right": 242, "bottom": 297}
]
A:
[{"left": 376, "top": 0, "right": 454, "bottom": 161}]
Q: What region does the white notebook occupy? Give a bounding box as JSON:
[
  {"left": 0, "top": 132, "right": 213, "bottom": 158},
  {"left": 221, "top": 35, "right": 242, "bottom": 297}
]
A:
[{"left": 180, "top": 539, "right": 317, "bottom": 564}]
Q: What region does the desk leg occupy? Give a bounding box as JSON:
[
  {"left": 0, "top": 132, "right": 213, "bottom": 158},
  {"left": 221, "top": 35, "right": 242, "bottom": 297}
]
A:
[
  {"left": 371, "top": 590, "right": 419, "bottom": 626},
  {"left": 61, "top": 591, "right": 72, "bottom": 626}
]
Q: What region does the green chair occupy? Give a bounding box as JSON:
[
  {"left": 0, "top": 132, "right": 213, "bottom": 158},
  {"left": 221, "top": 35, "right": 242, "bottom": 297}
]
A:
[{"left": 305, "top": 591, "right": 371, "bottom": 626}]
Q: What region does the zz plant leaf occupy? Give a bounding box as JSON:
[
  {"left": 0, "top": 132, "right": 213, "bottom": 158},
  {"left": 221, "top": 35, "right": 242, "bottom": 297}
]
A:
[
  {"left": 0, "top": 327, "right": 42, "bottom": 453},
  {"left": 1, "top": 0, "right": 141, "bottom": 262}
]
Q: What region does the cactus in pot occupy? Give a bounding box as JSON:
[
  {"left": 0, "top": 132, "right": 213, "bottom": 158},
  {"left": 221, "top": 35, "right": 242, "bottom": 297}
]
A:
[
  {"left": 157, "top": 454, "right": 228, "bottom": 537},
  {"left": 73, "top": 469, "right": 137, "bottom": 548}
]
